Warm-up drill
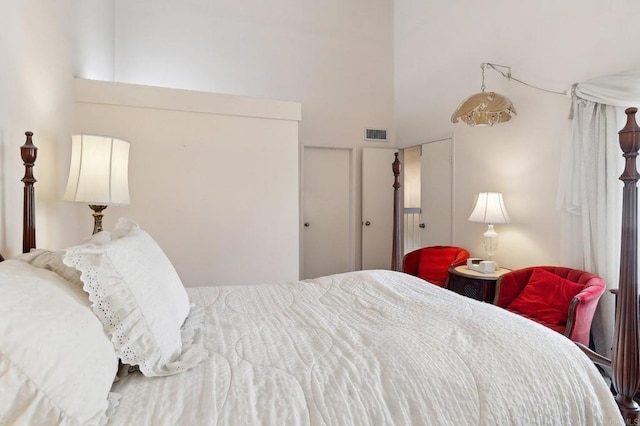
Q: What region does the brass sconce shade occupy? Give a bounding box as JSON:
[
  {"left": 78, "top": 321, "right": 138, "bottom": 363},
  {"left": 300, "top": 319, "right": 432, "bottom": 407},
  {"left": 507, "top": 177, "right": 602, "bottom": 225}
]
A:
[
  {"left": 451, "top": 91, "right": 516, "bottom": 127},
  {"left": 451, "top": 63, "right": 516, "bottom": 127}
]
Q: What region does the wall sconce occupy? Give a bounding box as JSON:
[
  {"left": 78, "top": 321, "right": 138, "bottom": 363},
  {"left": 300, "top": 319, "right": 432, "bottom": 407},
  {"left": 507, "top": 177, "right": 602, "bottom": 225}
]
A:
[
  {"left": 64, "top": 134, "right": 130, "bottom": 234},
  {"left": 451, "top": 63, "right": 516, "bottom": 127},
  {"left": 468, "top": 192, "right": 510, "bottom": 262},
  {"left": 451, "top": 62, "right": 567, "bottom": 127}
]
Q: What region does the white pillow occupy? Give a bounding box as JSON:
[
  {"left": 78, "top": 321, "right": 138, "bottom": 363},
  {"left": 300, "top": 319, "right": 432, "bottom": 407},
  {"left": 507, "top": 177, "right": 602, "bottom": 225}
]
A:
[
  {"left": 63, "top": 218, "right": 207, "bottom": 376},
  {"left": 15, "top": 248, "right": 82, "bottom": 285},
  {"left": 0, "top": 260, "right": 119, "bottom": 425}
]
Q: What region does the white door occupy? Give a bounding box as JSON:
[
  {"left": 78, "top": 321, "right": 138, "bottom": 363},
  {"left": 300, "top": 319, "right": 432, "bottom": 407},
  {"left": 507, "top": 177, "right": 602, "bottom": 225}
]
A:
[
  {"left": 362, "top": 148, "right": 397, "bottom": 270},
  {"left": 302, "top": 147, "right": 352, "bottom": 279},
  {"left": 420, "top": 138, "right": 453, "bottom": 245}
]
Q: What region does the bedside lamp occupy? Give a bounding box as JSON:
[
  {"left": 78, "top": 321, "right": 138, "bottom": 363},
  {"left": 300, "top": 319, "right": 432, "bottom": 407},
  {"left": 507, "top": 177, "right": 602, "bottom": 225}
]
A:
[
  {"left": 468, "top": 192, "right": 510, "bottom": 262},
  {"left": 64, "top": 134, "right": 130, "bottom": 234}
]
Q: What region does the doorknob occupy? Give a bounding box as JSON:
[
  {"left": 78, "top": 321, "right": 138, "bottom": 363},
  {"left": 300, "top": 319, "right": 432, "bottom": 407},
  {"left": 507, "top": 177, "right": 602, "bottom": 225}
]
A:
[
  {"left": 419, "top": 223, "right": 426, "bottom": 228},
  {"left": 304, "top": 222, "right": 310, "bottom": 227},
  {"left": 364, "top": 221, "right": 371, "bottom": 226}
]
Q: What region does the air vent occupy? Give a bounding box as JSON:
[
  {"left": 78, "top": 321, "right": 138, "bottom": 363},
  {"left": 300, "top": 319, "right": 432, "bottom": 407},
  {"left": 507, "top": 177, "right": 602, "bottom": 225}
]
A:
[{"left": 365, "top": 128, "right": 388, "bottom": 142}]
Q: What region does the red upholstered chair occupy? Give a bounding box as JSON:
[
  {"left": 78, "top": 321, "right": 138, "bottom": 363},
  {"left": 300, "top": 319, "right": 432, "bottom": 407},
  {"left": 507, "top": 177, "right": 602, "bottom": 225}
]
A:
[
  {"left": 494, "top": 266, "right": 606, "bottom": 346},
  {"left": 403, "top": 246, "right": 470, "bottom": 287}
]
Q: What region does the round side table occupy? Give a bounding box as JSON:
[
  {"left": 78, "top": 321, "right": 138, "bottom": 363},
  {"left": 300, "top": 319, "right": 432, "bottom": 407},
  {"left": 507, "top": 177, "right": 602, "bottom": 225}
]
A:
[{"left": 447, "top": 265, "right": 511, "bottom": 303}]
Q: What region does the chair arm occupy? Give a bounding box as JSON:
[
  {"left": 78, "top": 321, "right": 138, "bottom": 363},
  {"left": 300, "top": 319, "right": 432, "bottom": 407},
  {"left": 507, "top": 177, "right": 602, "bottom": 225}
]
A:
[
  {"left": 402, "top": 249, "right": 421, "bottom": 276},
  {"left": 451, "top": 249, "right": 470, "bottom": 267},
  {"left": 565, "top": 282, "right": 606, "bottom": 346}
]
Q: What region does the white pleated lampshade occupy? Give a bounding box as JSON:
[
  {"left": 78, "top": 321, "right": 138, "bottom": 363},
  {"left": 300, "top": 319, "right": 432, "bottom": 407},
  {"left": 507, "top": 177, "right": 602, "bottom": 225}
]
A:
[
  {"left": 64, "top": 134, "right": 130, "bottom": 205},
  {"left": 468, "top": 192, "right": 510, "bottom": 224}
]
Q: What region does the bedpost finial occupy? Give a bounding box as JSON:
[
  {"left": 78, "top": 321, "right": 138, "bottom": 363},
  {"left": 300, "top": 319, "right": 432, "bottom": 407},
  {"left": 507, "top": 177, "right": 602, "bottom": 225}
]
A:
[
  {"left": 619, "top": 108, "right": 640, "bottom": 165},
  {"left": 392, "top": 152, "right": 401, "bottom": 176},
  {"left": 21, "top": 131, "right": 38, "bottom": 168},
  {"left": 621, "top": 108, "right": 640, "bottom": 139}
]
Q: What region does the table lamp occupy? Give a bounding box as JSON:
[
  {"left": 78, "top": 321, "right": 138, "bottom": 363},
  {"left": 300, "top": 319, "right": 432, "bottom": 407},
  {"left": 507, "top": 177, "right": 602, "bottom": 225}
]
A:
[
  {"left": 64, "top": 134, "right": 130, "bottom": 234},
  {"left": 468, "top": 192, "right": 510, "bottom": 262}
]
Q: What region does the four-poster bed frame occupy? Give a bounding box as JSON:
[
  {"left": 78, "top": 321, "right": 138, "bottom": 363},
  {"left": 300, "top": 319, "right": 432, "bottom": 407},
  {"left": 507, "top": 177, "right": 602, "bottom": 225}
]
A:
[
  {"left": 21, "top": 131, "right": 37, "bottom": 254},
  {"left": 12, "top": 109, "right": 640, "bottom": 421},
  {"left": 576, "top": 107, "right": 640, "bottom": 422}
]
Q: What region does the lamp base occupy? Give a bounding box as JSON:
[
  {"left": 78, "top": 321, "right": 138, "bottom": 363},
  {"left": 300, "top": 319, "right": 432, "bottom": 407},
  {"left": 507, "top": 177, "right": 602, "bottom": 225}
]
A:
[
  {"left": 483, "top": 224, "right": 499, "bottom": 265},
  {"left": 88, "top": 204, "right": 107, "bottom": 235}
]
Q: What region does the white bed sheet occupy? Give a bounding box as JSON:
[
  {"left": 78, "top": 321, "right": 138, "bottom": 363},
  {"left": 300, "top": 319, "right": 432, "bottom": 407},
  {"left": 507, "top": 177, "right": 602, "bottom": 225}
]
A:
[{"left": 109, "top": 270, "right": 622, "bottom": 425}]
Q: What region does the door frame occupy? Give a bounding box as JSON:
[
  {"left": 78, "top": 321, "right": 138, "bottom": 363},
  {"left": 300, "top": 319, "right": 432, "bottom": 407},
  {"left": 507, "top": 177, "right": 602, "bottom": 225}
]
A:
[
  {"left": 403, "top": 135, "right": 457, "bottom": 245},
  {"left": 361, "top": 147, "right": 400, "bottom": 270},
  {"left": 300, "top": 145, "right": 356, "bottom": 279}
]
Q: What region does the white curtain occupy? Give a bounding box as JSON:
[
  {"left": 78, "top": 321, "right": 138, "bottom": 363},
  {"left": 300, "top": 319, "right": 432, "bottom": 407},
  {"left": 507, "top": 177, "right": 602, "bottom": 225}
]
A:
[{"left": 557, "top": 68, "right": 640, "bottom": 356}]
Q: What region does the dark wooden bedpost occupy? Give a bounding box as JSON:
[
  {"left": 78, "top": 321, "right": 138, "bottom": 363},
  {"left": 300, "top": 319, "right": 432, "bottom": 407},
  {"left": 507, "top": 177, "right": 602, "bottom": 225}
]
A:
[
  {"left": 611, "top": 107, "right": 640, "bottom": 421},
  {"left": 21, "top": 131, "right": 37, "bottom": 253},
  {"left": 391, "top": 152, "right": 402, "bottom": 271}
]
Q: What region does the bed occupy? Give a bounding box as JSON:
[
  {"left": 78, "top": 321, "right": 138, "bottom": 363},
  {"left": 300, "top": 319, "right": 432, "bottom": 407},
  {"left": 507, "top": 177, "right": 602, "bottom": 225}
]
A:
[{"left": 0, "top": 133, "right": 623, "bottom": 425}]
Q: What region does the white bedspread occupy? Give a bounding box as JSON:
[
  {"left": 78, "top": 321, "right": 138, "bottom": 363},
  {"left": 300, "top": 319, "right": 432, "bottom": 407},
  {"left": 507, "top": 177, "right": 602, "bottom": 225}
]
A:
[{"left": 109, "top": 270, "right": 622, "bottom": 425}]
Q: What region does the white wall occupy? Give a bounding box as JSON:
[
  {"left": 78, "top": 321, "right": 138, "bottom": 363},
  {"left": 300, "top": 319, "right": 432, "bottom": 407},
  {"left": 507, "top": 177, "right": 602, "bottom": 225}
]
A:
[
  {"left": 73, "top": 0, "right": 114, "bottom": 81},
  {"left": 1, "top": 0, "right": 395, "bottom": 276},
  {"left": 109, "top": 0, "right": 395, "bottom": 270},
  {"left": 11, "top": 1, "right": 633, "bottom": 276},
  {"left": 112, "top": 0, "right": 394, "bottom": 150},
  {"left": 395, "top": 0, "right": 640, "bottom": 270},
  {"left": 0, "top": 1, "right": 82, "bottom": 257},
  {"left": 74, "top": 79, "right": 301, "bottom": 286}
]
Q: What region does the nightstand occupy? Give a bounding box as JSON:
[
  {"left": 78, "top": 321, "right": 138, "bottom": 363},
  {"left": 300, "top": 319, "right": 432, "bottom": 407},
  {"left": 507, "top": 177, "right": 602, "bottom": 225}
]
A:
[{"left": 447, "top": 265, "right": 510, "bottom": 303}]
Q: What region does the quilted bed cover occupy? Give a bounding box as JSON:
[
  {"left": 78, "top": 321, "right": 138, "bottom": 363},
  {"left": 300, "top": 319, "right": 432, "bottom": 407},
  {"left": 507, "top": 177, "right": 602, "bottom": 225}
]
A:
[{"left": 109, "top": 270, "right": 622, "bottom": 425}]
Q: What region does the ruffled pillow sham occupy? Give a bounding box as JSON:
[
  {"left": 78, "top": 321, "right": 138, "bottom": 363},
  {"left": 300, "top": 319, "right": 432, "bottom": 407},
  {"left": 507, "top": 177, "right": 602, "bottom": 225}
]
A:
[
  {"left": 15, "top": 248, "right": 82, "bottom": 285},
  {"left": 0, "top": 260, "right": 119, "bottom": 425},
  {"left": 63, "top": 218, "right": 208, "bottom": 377}
]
